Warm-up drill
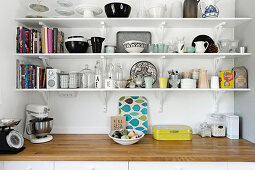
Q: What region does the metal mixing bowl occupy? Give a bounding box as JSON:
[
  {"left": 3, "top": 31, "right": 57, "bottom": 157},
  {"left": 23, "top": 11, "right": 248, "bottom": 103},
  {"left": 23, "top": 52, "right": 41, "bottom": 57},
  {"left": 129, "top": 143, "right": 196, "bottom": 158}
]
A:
[{"left": 29, "top": 118, "right": 53, "bottom": 138}]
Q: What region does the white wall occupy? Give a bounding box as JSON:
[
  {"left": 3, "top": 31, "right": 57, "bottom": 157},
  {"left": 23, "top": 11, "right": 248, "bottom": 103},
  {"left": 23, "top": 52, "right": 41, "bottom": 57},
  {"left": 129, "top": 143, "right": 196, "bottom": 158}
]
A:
[
  {"left": 2, "top": 0, "right": 237, "bottom": 135},
  {"left": 0, "top": 0, "right": 29, "bottom": 132},
  {"left": 235, "top": 0, "right": 255, "bottom": 143}
]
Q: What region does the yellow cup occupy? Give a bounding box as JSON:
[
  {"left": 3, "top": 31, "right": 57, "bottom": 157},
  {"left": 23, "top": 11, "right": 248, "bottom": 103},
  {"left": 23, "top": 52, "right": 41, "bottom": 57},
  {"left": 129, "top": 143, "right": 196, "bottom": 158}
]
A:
[{"left": 159, "top": 77, "right": 168, "bottom": 88}]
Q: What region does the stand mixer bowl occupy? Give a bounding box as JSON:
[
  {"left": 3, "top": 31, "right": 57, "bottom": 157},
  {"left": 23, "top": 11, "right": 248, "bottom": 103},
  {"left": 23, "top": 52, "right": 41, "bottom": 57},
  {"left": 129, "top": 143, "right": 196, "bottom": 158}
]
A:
[{"left": 29, "top": 118, "right": 53, "bottom": 138}]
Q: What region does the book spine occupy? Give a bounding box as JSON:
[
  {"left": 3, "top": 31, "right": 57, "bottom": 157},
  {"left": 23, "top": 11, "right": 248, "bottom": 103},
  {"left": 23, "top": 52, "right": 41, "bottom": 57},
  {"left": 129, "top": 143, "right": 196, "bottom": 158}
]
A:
[
  {"left": 25, "top": 30, "right": 30, "bottom": 53},
  {"left": 16, "top": 27, "right": 20, "bottom": 53},
  {"left": 19, "top": 27, "right": 23, "bottom": 53},
  {"left": 38, "top": 31, "right": 41, "bottom": 53},
  {"left": 33, "top": 31, "right": 37, "bottom": 53},
  {"left": 36, "top": 67, "right": 40, "bottom": 89},
  {"left": 41, "top": 28, "right": 45, "bottom": 53},
  {"left": 25, "top": 64, "right": 28, "bottom": 88},
  {"left": 30, "top": 29, "right": 34, "bottom": 53},
  {"left": 61, "top": 31, "right": 65, "bottom": 53},
  {"left": 28, "top": 65, "right": 33, "bottom": 89},
  {"left": 53, "top": 28, "right": 58, "bottom": 53},
  {"left": 44, "top": 27, "right": 48, "bottom": 53},
  {"left": 33, "top": 66, "right": 36, "bottom": 89},
  {"left": 21, "top": 64, "right": 25, "bottom": 89},
  {"left": 48, "top": 28, "right": 53, "bottom": 53}
]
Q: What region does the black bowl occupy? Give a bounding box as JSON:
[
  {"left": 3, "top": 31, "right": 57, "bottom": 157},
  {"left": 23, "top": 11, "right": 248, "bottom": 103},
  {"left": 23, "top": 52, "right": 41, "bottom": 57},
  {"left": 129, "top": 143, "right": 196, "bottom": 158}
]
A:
[
  {"left": 105, "top": 3, "right": 131, "bottom": 18},
  {"left": 65, "top": 36, "right": 89, "bottom": 53}
]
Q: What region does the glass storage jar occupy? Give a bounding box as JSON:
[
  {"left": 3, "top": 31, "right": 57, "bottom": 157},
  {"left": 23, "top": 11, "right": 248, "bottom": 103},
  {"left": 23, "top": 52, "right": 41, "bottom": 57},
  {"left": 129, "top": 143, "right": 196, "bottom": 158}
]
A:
[
  {"left": 210, "top": 114, "right": 226, "bottom": 137},
  {"left": 69, "top": 72, "right": 79, "bottom": 89},
  {"left": 80, "top": 65, "right": 95, "bottom": 88}
]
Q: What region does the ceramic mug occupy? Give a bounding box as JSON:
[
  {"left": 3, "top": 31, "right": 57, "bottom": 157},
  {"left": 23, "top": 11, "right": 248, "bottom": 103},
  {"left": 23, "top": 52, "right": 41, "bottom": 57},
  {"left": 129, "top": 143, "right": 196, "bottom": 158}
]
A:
[
  {"left": 211, "top": 76, "right": 219, "bottom": 89},
  {"left": 186, "top": 46, "right": 195, "bottom": 53},
  {"left": 144, "top": 77, "right": 153, "bottom": 88},
  {"left": 159, "top": 77, "right": 168, "bottom": 88}
]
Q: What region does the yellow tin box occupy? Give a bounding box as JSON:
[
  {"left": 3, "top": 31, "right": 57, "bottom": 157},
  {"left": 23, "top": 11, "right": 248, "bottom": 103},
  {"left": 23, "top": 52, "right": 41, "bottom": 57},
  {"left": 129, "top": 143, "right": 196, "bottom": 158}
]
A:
[
  {"left": 152, "top": 125, "right": 192, "bottom": 141},
  {"left": 219, "top": 70, "right": 235, "bottom": 88}
]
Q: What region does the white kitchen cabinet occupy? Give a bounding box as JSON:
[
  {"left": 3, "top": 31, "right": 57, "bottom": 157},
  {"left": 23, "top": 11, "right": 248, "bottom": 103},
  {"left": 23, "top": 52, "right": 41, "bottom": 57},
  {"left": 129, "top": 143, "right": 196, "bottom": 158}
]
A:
[
  {"left": 228, "top": 163, "right": 255, "bottom": 170},
  {"left": 0, "top": 162, "right": 3, "bottom": 170},
  {"left": 4, "top": 161, "right": 54, "bottom": 170},
  {"left": 129, "top": 162, "right": 228, "bottom": 170},
  {"left": 55, "top": 161, "right": 128, "bottom": 170}
]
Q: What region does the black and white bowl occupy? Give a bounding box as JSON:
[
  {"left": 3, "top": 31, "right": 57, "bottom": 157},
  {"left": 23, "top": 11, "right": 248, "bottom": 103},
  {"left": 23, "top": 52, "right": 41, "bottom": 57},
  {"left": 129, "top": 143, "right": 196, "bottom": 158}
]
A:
[
  {"left": 123, "top": 40, "right": 146, "bottom": 53},
  {"left": 65, "top": 36, "right": 90, "bottom": 53}
]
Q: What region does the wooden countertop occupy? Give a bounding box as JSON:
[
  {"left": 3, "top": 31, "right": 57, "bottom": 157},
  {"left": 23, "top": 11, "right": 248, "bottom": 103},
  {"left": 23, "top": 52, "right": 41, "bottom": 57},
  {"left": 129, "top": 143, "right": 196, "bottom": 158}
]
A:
[{"left": 1, "top": 134, "right": 255, "bottom": 162}]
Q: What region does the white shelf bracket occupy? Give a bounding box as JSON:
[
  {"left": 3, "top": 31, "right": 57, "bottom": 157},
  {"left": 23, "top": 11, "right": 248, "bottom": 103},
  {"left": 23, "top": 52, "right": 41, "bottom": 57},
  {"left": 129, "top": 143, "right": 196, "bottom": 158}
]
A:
[
  {"left": 39, "top": 56, "right": 49, "bottom": 68},
  {"left": 160, "top": 22, "right": 166, "bottom": 43},
  {"left": 158, "top": 91, "right": 164, "bottom": 113},
  {"left": 213, "top": 56, "right": 226, "bottom": 76},
  {"left": 38, "top": 21, "right": 48, "bottom": 28},
  {"left": 104, "top": 91, "right": 108, "bottom": 113},
  {"left": 39, "top": 91, "right": 49, "bottom": 106},
  {"left": 160, "top": 56, "right": 166, "bottom": 77},
  {"left": 212, "top": 91, "right": 224, "bottom": 114},
  {"left": 214, "top": 22, "right": 226, "bottom": 44}
]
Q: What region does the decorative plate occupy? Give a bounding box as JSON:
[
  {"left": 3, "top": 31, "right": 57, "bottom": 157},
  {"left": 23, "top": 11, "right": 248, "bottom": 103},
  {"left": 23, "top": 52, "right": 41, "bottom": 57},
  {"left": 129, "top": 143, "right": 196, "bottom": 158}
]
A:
[
  {"left": 130, "top": 61, "right": 157, "bottom": 87},
  {"left": 55, "top": 8, "right": 74, "bottom": 16},
  {"left": 192, "top": 35, "right": 215, "bottom": 53},
  {"left": 119, "top": 96, "right": 148, "bottom": 134}
]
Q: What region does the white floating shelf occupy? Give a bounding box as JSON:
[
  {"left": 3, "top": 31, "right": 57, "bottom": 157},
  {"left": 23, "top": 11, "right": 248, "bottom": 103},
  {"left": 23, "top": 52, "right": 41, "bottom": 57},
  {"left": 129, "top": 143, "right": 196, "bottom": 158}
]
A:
[
  {"left": 16, "top": 18, "right": 252, "bottom": 28},
  {"left": 16, "top": 88, "right": 251, "bottom": 92},
  {"left": 16, "top": 53, "right": 251, "bottom": 59}
]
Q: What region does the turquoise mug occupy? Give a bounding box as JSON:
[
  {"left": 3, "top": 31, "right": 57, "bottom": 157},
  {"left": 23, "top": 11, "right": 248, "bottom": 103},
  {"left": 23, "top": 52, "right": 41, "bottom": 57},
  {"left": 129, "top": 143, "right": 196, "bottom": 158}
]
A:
[{"left": 186, "top": 46, "right": 195, "bottom": 53}]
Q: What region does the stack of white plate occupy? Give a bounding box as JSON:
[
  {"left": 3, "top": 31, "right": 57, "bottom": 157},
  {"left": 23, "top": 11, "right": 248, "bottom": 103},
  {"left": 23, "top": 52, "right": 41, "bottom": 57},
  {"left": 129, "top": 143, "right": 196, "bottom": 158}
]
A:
[{"left": 181, "top": 79, "right": 196, "bottom": 89}]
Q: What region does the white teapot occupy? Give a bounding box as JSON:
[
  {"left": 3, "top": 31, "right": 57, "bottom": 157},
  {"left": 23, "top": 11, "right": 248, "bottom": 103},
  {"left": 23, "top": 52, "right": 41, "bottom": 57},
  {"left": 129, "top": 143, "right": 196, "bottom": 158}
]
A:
[
  {"left": 194, "top": 41, "right": 209, "bottom": 53},
  {"left": 199, "top": 0, "right": 220, "bottom": 18}
]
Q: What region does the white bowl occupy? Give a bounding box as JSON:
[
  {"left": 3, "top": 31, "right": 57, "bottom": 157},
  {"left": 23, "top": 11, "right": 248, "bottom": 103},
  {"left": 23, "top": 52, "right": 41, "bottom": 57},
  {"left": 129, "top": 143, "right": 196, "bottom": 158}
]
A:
[
  {"left": 147, "top": 6, "right": 166, "bottom": 18},
  {"left": 109, "top": 129, "right": 145, "bottom": 145},
  {"left": 123, "top": 40, "right": 146, "bottom": 53}
]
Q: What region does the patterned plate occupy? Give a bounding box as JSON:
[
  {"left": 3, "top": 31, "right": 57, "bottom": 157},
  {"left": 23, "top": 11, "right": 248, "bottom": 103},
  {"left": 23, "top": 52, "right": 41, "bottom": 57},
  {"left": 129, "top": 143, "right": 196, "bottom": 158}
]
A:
[
  {"left": 130, "top": 61, "right": 157, "bottom": 87},
  {"left": 119, "top": 96, "right": 148, "bottom": 134}
]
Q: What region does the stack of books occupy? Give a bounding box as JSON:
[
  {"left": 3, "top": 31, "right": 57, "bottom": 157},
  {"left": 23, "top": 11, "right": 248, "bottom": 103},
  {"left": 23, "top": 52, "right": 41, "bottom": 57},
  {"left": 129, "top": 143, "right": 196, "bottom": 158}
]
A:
[
  {"left": 16, "top": 26, "right": 65, "bottom": 54},
  {"left": 17, "top": 60, "right": 47, "bottom": 89}
]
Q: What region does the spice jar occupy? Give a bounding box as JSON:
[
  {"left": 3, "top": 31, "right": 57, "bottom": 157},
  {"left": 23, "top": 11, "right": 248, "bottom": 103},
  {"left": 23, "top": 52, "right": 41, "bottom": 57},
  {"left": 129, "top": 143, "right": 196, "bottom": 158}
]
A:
[
  {"left": 210, "top": 114, "right": 226, "bottom": 137},
  {"left": 182, "top": 72, "right": 192, "bottom": 79},
  {"left": 192, "top": 69, "right": 200, "bottom": 80},
  {"left": 199, "top": 122, "right": 212, "bottom": 137}
]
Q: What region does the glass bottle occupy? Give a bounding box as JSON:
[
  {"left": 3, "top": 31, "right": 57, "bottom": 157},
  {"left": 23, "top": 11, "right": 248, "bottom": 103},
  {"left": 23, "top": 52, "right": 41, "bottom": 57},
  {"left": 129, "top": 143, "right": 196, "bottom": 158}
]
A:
[
  {"left": 115, "top": 63, "right": 123, "bottom": 81},
  {"left": 80, "top": 64, "right": 95, "bottom": 88},
  {"left": 94, "top": 60, "right": 103, "bottom": 89}
]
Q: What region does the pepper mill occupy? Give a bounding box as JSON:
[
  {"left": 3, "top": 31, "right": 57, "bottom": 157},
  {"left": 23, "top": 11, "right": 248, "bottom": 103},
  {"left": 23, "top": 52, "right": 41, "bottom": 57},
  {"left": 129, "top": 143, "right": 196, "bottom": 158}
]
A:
[
  {"left": 183, "top": 0, "right": 199, "bottom": 18},
  {"left": 198, "top": 70, "right": 209, "bottom": 88}
]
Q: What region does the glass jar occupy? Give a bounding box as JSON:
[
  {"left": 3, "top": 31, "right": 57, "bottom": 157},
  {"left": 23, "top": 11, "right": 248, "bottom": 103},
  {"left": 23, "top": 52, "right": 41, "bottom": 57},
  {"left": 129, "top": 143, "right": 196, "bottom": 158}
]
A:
[
  {"left": 80, "top": 65, "right": 95, "bottom": 88},
  {"left": 199, "top": 122, "right": 211, "bottom": 137},
  {"left": 210, "top": 114, "right": 226, "bottom": 137},
  {"left": 69, "top": 72, "right": 79, "bottom": 89},
  {"left": 115, "top": 63, "right": 123, "bottom": 81},
  {"left": 59, "top": 72, "right": 69, "bottom": 89}
]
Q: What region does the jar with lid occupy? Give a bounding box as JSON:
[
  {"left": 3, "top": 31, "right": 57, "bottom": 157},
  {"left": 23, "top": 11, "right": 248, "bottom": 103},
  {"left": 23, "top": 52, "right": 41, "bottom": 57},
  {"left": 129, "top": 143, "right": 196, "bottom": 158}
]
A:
[
  {"left": 59, "top": 72, "right": 69, "bottom": 89},
  {"left": 199, "top": 122, "right": 212, "bottom": 137},
  {"left": 80, "top": 65, "right": 95, "bottom": 88},
  {"left": 69, "top": 72, "right": 79, "bottom": 89},
  {"left": 210, "top": 114, "right": 226, "bottom": 137}
]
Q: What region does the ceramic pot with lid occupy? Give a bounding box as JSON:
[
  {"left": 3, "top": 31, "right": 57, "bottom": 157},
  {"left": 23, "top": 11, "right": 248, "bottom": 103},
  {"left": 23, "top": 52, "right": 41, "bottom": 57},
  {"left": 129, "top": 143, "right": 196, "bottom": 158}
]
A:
[{"left": 183, "top": 0, "right": 199, "bottom": 18}]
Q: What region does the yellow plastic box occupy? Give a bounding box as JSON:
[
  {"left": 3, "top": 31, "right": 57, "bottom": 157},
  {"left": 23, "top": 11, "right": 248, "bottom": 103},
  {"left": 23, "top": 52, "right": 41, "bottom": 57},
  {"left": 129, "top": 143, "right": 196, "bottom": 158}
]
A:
[
  {"left": 152, "top": 125, "right": 193, "bottom": 140},
  {"left": 219, "top": 70, "right": 235, "bottom": 88}
]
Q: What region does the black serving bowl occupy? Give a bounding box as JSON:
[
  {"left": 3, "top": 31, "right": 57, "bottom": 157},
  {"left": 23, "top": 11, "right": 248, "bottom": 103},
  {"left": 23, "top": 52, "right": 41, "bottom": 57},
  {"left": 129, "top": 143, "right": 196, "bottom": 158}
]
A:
[
  {"left": 65, "top": 36, "right": 90, "bottom": 53},
  {"left": 104, "top": 3, "right": 131, "bottom": 18}
]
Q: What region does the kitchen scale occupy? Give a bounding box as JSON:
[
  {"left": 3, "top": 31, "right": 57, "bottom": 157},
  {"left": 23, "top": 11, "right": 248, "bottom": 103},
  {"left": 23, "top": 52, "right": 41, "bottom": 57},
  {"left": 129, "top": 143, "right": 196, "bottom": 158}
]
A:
[{"left": 0, "top": 119, "right": 25, "bottom": 154}]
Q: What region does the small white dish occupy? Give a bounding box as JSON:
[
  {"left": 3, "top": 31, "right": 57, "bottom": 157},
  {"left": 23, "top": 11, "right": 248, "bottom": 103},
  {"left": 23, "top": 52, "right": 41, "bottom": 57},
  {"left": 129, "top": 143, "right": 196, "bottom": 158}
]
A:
[
  {"left": 55, "top": 8, "right": 75, "bottom": 16},
  {"left": 109, "top": 129, "right": 144, "bottom": 145},
  {"left": 57, "top": 0, "right": 73, "bottom": 7},
  {"left": 76, "top": 5, "right": 103, "bottom": 18},
  {"left": 123, "top": 40, "right": 146, "bottom": 53}
]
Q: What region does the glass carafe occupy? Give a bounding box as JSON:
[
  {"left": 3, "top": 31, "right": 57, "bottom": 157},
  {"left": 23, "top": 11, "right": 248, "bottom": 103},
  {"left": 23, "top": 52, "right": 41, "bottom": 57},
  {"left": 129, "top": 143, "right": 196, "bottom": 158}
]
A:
[
  {"left": 80, "top": 64, "right": 95, "bottom": 88},
  {"left": 115, "top": 63, "right": 123, "bottom": 81},
  {"left": 94, "top": 60, "right": 103, "bottom": 88}
]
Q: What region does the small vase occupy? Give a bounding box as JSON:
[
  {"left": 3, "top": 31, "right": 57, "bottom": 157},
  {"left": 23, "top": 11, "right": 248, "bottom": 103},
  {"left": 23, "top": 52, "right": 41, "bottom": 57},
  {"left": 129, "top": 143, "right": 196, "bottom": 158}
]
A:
[{"left": 198, "top": 70, "right": 209, "bottom": 88}]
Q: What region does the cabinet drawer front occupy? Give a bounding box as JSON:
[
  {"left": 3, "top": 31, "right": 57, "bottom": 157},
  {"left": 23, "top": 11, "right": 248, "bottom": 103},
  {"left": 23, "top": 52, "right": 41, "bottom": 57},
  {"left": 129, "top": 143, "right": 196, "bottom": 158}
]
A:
[
  {"left": 55, "top": 161, "right": 128, "bottom": 170},
  {"left": 129, "top": 162, "right": 228, "bottom": 170},
  {"left": 4, "top": 161, "right": 54, "bottom": 170},
  {"left": 228, "top": 163, "right": 255, "bottom": 170}
]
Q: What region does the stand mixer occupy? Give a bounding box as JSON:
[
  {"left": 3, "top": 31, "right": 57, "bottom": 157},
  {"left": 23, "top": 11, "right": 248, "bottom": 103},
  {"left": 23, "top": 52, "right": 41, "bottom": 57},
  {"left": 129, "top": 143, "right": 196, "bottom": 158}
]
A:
[{"left": 24, "top": 104, "right": 54, "bottom": 144}]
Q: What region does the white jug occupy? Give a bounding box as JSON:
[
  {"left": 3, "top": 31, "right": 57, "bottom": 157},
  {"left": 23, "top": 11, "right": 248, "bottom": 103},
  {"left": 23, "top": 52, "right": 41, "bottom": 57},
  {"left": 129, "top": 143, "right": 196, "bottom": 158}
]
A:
[
  {"left": 199, "top": 0, "right": 220, "bottom": 18},
  {"left": 194, "top": 41, "right": 209, "bottom": 53}
]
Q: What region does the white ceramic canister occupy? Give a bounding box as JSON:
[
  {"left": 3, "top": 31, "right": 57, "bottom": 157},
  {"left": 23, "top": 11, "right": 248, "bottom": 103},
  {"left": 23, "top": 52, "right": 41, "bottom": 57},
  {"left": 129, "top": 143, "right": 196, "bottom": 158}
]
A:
[
  {"left": 210, "top": 76, "right": 219, "bottom": 89},
  {"left": 104, "top": 45, "right": 116, "bottom": 53}
]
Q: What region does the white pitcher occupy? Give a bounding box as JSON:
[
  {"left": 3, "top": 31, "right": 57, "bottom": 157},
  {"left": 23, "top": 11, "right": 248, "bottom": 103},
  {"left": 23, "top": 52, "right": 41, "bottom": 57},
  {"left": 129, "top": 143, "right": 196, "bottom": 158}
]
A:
[{"left": 194, "top": 41, "right": 209, "bottom": 53}]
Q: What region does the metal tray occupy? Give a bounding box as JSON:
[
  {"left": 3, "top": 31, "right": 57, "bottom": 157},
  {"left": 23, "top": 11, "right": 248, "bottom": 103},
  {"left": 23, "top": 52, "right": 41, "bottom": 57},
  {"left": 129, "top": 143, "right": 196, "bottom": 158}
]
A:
[
  {"left": 0, "top": 119, "right": 21, "bottom": 127},
  {"left": 116, "top": 31, "right": 152, "bottom": 53}
]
